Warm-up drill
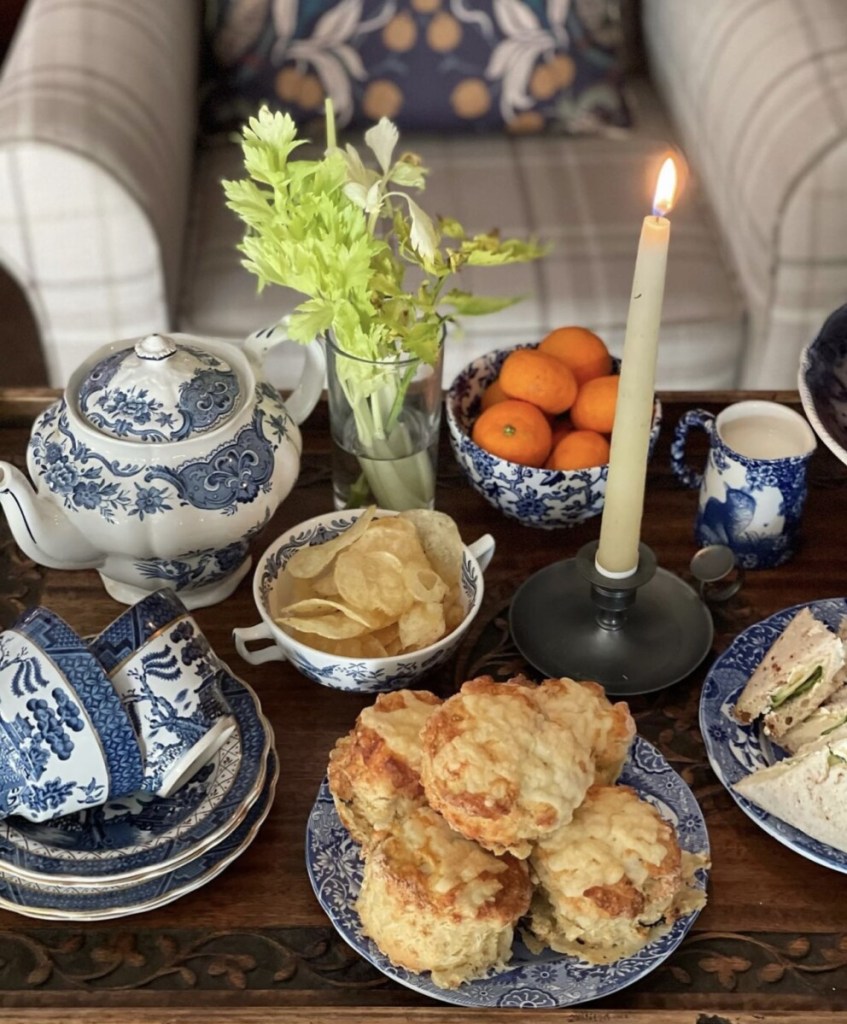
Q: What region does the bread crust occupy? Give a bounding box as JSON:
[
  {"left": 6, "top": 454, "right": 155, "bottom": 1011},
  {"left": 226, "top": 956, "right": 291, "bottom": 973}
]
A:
[
  {"left": 356, "top": 805, "right": 532, "bottom": 988},
  {"left": 327, "top": 688, "right": 442, "bottom": 846},
  {"left": 527, "top": 785, "right": 689, "bottom": 963}
]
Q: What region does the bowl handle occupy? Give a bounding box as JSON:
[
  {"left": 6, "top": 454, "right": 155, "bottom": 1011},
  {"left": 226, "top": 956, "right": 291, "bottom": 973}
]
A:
[
  {"left": 233, "top": 623, "right": 288, "bottom": 666},
  {"left": 468, "top": 534, "right": 496, "bottom": 573}
]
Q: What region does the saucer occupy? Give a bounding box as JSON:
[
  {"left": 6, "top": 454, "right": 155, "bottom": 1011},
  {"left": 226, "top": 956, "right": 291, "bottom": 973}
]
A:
[
  {"left": 0, "top": 748, "right": 278, "bottom": 920},
  {"left": 0, "top": 667, "right": 271, "bottom": 884}
]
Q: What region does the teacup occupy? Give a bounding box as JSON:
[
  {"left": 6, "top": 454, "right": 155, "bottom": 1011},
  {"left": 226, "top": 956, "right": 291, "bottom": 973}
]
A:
[
  {"left": 90, "top": 590, "right": 235, "bottom": 797},
  {"left": 0, "top": 607, "right": 144, "bottom": 821},
  {"left": 670, "top": 400, "right": 817, "bottom": 569}
]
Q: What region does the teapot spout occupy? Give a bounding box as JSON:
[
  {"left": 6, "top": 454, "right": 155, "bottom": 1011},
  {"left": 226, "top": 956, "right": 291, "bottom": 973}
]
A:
[{"left": 0, "top": 462, "right": 104, "bottom": 570}]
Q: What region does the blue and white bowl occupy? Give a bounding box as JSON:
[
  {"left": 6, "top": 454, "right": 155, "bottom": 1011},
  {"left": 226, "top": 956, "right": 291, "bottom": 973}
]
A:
[
  {"left": 446, "top": 348, "right": 662, "bottom": 529},
  {"left": 233, "top": 509, "right": 494, "bottom": 694}
]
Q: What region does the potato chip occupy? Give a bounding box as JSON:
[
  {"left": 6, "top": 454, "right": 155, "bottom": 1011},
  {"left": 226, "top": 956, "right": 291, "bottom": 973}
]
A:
[
  {"left": 402, "top": 564, "right": 448, "bottom": 605},
  {"left": 285, "top": 507, "right": 377, "bottom": 579},
  {"left": 335, "top": 548, "right": 412, "bottom": 618},
  {"left": 353, "top": 516, "right": 428, "bottom": 564},
  {"left": 444, "top": 588, "right": 466, "bottom": 631},
  {"left": 278, "top": 596, "right": 385, "bottom": 627},
  {"left": 284, "top": 626, "right": 351, "bottom": 655},
  {"left": 278, "top": 609, "right": 368, "bottom": 640},
  {"left": 398, "top": 600, "right": 446, "bottom": 652},
  {"left": 276, "top": 597, "right": 392, "bottom": 640},
  {"left": 310, "top": 570, "right": 341, "bottom": 598},
  {"left": 399, "top": 509, "right": 463, "bottom": 588}
]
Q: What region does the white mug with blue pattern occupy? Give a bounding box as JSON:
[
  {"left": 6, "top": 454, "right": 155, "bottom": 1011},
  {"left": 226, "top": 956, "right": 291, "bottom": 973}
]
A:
[{"left": 670, "top": 400, "right": 817, "bottom": 569}]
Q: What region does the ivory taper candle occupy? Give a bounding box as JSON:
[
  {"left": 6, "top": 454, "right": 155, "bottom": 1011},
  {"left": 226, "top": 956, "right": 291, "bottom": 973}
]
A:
[{"left": 595, "top": 157, "right": 678, "bottom": 578}]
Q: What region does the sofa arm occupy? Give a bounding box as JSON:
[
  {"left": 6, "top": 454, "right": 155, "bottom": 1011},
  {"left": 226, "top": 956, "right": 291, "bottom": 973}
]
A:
[
  {"left": 643, "top": 0, "right": 847, "bottom": 387},
  {"left": 0, "top": 0, "right": 200, "bottom": 385}
]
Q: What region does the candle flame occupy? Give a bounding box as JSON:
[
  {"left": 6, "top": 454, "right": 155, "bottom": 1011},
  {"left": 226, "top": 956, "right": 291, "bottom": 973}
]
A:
[{"left": 652, "top": 157, "right": 677, "bottom": 217}]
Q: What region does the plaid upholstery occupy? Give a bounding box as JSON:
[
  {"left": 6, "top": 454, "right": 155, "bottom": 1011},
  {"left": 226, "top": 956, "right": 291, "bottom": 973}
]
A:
[
  {"left": 0, "top": 0, "right": 198, "bottom": 385},
  {"left": 645, "top": 0, "right": 847, "bottom": 388},
  {"left": 181, "top": 78, "right": 745, "bottom": 390}
]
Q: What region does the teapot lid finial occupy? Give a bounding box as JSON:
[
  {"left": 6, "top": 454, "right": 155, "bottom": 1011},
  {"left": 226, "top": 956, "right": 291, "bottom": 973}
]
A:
[{"left": 135, "top": 334, "right": 177, "bottom": 361}]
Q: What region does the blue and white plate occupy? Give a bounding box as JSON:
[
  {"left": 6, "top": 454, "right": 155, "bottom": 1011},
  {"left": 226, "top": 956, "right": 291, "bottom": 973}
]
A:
[
  {"left": 700, "top": 597, "right": 847, "bottom": 873},
  {"left": 0, "top": 748, "right": 278, "bottom": 920},
  {"left": 0, "top": 668, "right": 271, "bottom": 884},
  {"left": 798, "top": 303, "right": 847, "bottom": 467},
  {"left": 306, "top": 737, "right": 708, "bottom": 1009}
]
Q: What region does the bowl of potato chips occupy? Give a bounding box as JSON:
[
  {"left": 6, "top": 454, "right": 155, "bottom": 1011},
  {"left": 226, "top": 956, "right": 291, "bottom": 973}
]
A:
[{"left": 232, "top": 507, "right": 494, "bottom": 693}]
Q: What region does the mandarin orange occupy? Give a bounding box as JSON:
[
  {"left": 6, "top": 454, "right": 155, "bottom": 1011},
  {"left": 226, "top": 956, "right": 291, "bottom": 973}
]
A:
[
  {"left": 498, "top": 348, "right": 578, "bottom": 415},
  {"left": 471, "top": 399, "right": 553, "bottom": 467},
  {"left": 539, "top": 326, "right": 613, "bottom": 386},
  {"left": 570, "top": 374, "right": 619, "bottom": 433},
  {"left": 480, "top": 376, "right": 509, "bottom": 411},
  {"left": 545, "top": 429, "right": 610, "bottom": 470}
]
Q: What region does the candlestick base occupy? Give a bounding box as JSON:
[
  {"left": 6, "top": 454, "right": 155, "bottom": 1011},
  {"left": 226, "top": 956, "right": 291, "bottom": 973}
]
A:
[{"left": 508, "top": 541, "right": 713, "bottom": 697}]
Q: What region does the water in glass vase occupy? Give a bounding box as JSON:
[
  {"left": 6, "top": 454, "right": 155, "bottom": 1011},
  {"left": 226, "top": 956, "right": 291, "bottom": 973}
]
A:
[{"left": 331, "top": 409, "right": 438, "bottom": 511}]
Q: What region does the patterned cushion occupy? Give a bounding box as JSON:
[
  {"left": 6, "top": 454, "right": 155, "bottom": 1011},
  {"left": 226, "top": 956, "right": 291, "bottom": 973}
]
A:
[{"left": 201, "top": 0, "right": 630, "bottom": 135}]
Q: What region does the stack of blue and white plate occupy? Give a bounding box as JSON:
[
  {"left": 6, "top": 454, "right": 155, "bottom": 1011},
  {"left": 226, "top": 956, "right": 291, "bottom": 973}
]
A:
[{"left": 0, "top": 667, "right": 275, "bottom": 920}]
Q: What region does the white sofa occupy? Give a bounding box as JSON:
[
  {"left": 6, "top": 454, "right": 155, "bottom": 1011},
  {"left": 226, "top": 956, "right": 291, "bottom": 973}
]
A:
[{"left": 0, "top": 0, "right": 844, "bottom": 392}]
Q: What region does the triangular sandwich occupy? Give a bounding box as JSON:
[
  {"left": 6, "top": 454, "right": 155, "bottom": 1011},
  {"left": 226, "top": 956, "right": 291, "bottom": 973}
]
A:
[
  {"left": 732, "top": 727, "right": 847, "bottom": 854},
  {"left": 733, "top": 608, "right": 845, "bottom": 742}
]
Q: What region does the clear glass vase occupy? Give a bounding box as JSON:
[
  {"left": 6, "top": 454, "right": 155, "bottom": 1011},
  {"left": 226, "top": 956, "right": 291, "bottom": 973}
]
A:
[{"left": 325, "top": 335, "right": 444, "bottom": 511}]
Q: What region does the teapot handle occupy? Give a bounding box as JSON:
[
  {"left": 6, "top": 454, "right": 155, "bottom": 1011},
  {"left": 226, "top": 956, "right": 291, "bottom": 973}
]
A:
[{"left": 243, "top": 318, "right": 325, "bottom": 427}]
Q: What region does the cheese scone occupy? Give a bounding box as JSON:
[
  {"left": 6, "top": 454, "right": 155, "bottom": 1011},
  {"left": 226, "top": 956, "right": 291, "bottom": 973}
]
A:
[
  {"left": 533, "top": 677, "right": 636, "bottom": 784},
  {"left": 527, "top": 785, "right": 706, "bottom": 963},
  {"left": 420, "top": 675, "right": 595, "bottom": 858},
  {"left": 327, "top": 689, "right": 442, "bottom": 847},
  {"left": 356, "top": 805, "right": 531, "bottom": 989}
]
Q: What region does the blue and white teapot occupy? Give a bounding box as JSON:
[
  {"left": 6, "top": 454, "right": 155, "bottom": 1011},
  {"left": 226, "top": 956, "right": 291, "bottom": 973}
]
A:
[{"left": 0, "top": 326, "right": 324, "bottom": 608}]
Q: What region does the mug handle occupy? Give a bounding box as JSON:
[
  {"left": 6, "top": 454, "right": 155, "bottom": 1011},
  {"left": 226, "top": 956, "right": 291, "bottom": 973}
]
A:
[
  {"left": 670, "top": 409, "right": 716, "bottom": 490},
  {"left": 233, "top": 622, "right": 288, "bottom": 666},
  {"left": 243, "top": 317, "right": 325, "bottom": 426},
  {"left": 468, "top": 534, "right": 496, "bottom": 573}
]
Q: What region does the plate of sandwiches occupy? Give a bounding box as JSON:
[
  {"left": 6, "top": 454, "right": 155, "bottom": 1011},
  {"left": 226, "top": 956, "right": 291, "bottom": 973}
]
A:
[
  {"left": 307, "top": 677, "right": 709, "bottom": 1008},
  {"left": 700, "top": 597, "right": 847, "bottom": 870}
]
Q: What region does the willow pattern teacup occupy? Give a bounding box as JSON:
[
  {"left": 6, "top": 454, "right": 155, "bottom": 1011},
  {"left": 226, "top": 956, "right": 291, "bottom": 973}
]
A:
[
  {"left": 90, "top": 590, "right": 235, "bottom": 797},
  {"left": 0, "top": 608, "right": 144, "bottom": 821}
]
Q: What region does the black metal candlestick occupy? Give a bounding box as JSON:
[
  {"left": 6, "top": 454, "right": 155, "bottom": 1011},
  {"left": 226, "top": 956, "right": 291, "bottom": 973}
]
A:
[{"left": 508, "top": 541, "right": 713, "bottom": 697}]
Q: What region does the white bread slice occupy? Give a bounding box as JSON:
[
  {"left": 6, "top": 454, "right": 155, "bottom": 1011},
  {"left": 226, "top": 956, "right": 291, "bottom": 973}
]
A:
[
  {"left": 732, "top": 727, "right": 847, "bottom": 853},
  {"left": 778, "top": 684, "right": 847, "bottom": 754},
  {"left": 733, "top": 608, "right": 844, "bottom": 740}
]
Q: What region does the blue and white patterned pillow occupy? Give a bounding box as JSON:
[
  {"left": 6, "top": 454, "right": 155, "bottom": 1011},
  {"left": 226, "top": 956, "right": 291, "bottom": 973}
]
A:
[{"left": 201, "top": 0, "right": 631, "bottom": 135}]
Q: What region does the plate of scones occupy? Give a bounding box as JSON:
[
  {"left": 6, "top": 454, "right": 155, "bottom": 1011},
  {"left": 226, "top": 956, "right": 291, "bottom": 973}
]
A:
[{"left": 306, "top": 676, "right": 710, "bottom": 1008}]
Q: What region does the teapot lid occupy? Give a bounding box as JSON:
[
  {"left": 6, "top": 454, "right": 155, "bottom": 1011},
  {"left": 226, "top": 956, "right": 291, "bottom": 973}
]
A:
[{"left": 76, "top": 334, "right": 242, "bottom": 443}]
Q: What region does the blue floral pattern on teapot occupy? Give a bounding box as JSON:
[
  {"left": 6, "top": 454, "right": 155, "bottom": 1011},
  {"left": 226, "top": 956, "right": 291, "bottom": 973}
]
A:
[{"left": 77, "top": 340, "right": 243, "bottom": 443}]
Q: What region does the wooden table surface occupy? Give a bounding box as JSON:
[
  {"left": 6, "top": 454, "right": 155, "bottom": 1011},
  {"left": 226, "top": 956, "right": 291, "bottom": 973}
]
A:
[{"left": 0, "top": 387, "right": 845, "bottom": 1024}]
